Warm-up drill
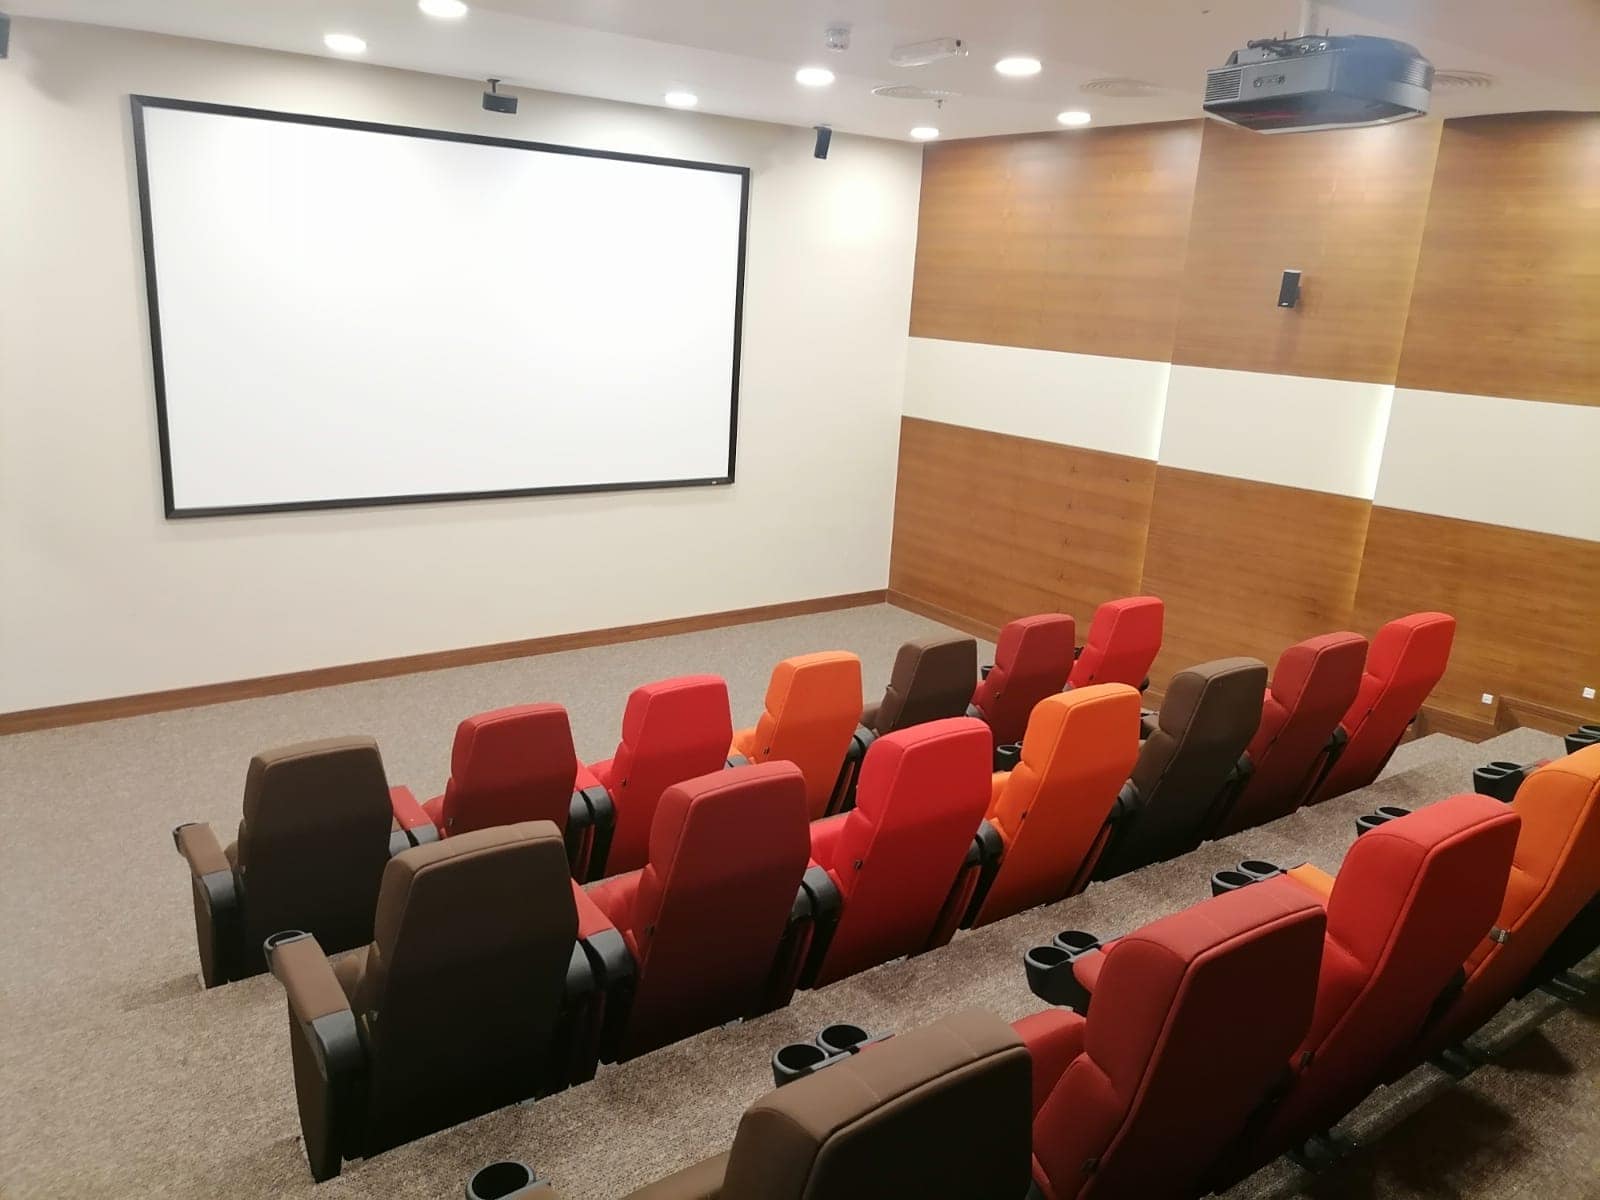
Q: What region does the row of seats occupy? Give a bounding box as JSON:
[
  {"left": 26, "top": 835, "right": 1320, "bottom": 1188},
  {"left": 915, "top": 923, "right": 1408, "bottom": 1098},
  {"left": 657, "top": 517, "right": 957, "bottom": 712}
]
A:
[{"left": 547, "top": 744, "right": 1598, "bottom": 1199}]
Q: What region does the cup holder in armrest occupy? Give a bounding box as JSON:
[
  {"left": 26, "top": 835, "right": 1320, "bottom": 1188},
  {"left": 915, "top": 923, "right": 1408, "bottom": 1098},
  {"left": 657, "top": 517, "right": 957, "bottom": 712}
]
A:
[
  {"left": 994, "top": 743, "right": 1022, "bottom": 772},
  {"left": 1051, "top": 929, "right": 1102, "bottom": 955},
  {"left": 1239, "top": 859, "right": 1284, "bottom": 881},
  {"left": 816, "top": 1023, "right": 872, "bottom": 1056},
  {"left": 1026, "top": 930, "right": 1102, "bottom": 1011},
  {"left": 263, "top": 929, "right": 310, "bottom": 955},
  {"left": 467, "top": 1161, "right": 548, "bottom": 1200},
  {"left": 1473, "top": 761, "right": 1527, "bottom": 804},
  {"left": 1355, "top": 805, "right": 1411, "bottom": 837},
  {"left": 773, "top": 1041, "right": 845, "bottom": 1087},
  {"left": 1211, "top": 869, "right": 1254, "bottom": 896},
  {"left": 1564, "top": 725, "right": 1600, "bottom": 755}
]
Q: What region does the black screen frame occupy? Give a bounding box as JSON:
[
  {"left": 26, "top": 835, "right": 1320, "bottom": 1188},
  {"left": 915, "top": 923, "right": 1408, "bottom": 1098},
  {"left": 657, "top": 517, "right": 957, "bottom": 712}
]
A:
[{"left": 130, "top": 94, "right": 749, "bottom": 519}]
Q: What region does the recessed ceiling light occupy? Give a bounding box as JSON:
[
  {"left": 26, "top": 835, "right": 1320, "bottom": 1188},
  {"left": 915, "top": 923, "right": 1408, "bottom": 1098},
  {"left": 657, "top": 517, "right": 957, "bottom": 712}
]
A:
[
  {"left": 1057, "top": 109, "right": 1092, "bottom": 126},
  {"left": 995, "top": 56, "right": 1042, "bottom": 77},
  {"left": 323, "top": 32, "right": 367, "bottom": 55},
  {"left": 795, "top": 66, "right": 836, "bottom": 88},
  {"left": 910, "top": 126, "right": 940, "bottom": 141},
  {"left": 664, "top": 91, "right": 699, "bottom": 109},
  {"left": 418, "top": 0, "right": 469, "bottom": 18}
]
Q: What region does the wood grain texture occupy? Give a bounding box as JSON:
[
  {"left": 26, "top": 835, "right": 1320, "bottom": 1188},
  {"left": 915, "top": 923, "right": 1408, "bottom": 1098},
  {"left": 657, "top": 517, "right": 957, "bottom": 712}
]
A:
[
  {"left": 0, "top": 590, "right": 887, "bottom": 734},
  {"left": 1396, "top": 112, "right": 1600, "bottom": 406},
  {"left": 909, "top": 121, "right": 1203, "bottom": 362},
  {"left": 1170, "top": 117, "right": 1441, "bottom": 383},
  {"left": 1352, "top": 506, "right": 1600, "bottom": 726},
  {"left": 888, "top": 417, "right": 1157, "bottom": 634},
  {"left": 1137, "top": 467, "right": 1372, "bottom": 693}
]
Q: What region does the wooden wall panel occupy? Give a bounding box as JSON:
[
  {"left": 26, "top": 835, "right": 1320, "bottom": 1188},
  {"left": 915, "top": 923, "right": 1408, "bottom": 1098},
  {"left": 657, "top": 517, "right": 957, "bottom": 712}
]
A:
[
  {"left": 1352, "top": 506, "right": 1600, "bottom": 726},
  {"left": 1170, "top": 117, "right": 1441, "bottom": 383},
  {"left": 1396, "top": 112, "right": 1600, "bottom": 406},
  {"left": 909, "top": 121, "right": 1202, "bottom": 362},
  {"left": 1137, "top": 467, "right": 1372, "bottom": 692},
  {"left": 888, "top": 417, "right": 1156, "bottom": 634}
]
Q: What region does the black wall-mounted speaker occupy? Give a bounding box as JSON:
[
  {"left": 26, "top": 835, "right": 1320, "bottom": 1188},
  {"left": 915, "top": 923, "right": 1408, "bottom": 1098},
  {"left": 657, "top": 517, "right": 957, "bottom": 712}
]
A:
[
  {"left": 1277, "top": 268, "right": 1302, "bottom": 309},
  {"left": 1, "top": 14, "right": 12, "bottom": 60},
  {"left": 813, "top": 125, "right": 832, "bottom": 160}
]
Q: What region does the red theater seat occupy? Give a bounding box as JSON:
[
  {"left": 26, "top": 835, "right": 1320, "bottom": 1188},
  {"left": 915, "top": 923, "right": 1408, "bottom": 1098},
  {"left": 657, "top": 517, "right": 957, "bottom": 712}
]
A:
[
  {"left": 1225, "top": 795, "right": 1520, "bottom": 1175},
  {"left": 1014, "top": 881, "right": 1326, "bottom": 1200},
  {"left": 585, "top": 762, "right": 815, "bottom": 1059},
  {"left": 969, "top": 614, "right": 1076, "bottom": 747},
  {"left": 1213, "top": 632, "right": 1369, "bottom": 836},
  {"left": 575, "top": 675, "right": 733, "bottom": 878},
  {"left": 800, "top": 718, "right": 995, "bottom": 987},
  {"left": 1310, "top": 612, "right": 1456, "bottom": 803},
  {"left": 731, "top": 652, "right": 862, "bottom": 820},
  {"left": 1066, "top": 595, "right": 1163, "bottom": 691},
  {"left": 966, "top": 685, "right": 1143, "bottom": 927}
]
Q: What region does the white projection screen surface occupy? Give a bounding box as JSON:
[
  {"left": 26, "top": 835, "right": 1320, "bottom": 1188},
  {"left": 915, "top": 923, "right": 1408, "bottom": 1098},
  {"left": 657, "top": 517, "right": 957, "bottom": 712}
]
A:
[{"left": 131, "top": 97, "right": 748, "bottom": 516}]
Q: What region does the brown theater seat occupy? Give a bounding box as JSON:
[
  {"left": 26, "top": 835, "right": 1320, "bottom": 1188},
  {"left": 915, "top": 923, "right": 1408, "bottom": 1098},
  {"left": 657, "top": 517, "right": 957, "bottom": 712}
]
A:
[
  {"left": 172, "top": 737, "right": 402, "bottom": 987},
  {"left": 266, "top": 822, "right": 624, "bottom": 1180},
  {"left": 860, "top": 634, "right": 979, "bottom": 735},
  {"left": 623, "top": 1009, "right": 1031, "bottom": 1199}
]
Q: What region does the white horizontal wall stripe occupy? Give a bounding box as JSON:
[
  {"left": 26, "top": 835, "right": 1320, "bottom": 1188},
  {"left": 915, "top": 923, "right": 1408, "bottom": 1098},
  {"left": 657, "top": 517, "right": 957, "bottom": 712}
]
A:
[
  {"left": 902, "top": 337, "right": 1169, "bottom": 460},
  {"left": 1375, "top": 389, "right": 1600, "bottom": 541},
  {"left": 1157, "top": 365, "right": 1393, "bottom": 499}
]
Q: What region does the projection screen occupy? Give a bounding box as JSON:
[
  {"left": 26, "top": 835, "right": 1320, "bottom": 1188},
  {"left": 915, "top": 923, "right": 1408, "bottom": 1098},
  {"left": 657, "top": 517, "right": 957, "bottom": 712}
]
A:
[{"left": 130, "top": 97, "right": 748, "bottom": 517}]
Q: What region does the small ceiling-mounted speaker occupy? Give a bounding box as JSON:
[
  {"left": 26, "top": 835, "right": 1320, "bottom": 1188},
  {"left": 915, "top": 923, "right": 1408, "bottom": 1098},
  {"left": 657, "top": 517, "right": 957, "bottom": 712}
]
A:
[
  {"left": 1, "top": 14, "right": 12, "bottom": 59},
  {"left": 813, "top": 125, "right": 832, "bottom": 160}
]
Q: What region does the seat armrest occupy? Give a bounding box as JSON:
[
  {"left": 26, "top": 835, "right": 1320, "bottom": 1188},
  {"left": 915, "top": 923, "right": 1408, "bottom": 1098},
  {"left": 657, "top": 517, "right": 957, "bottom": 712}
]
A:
[
  {"left": 579, "top": 909, "right": 638, "bottom": 1069},
  {"left": 266, "top": 932, "right": 365, "bottom": 1181},
  {"left": 567, "top": 785, "right": 616, "bottom": 882},
  {"left": 824, "top": 725, "right": 877, "bottom": 816},
  {"left": 1111, "top": 779, "right": 1140, "bottom": 819},
  {"left": 1073, "top": 946, "right": 1106, "bottom": 995},
  {"left": 796, "top": 865, "right": 845, "bottom": 988},
  {"left": 174, "top": 822, "right": 240, "bottom": 988},
  {"left": 979, "top": 663, "right": 994, "bottom": 680},
  {"left": 388, "top": 786, "right": 439, "bottom": 846},
  {"left": 958, "top": 820, "right": 1006, "bottom": 929},
  {"left": 1284, "top": 863, "right": 1335, "bottom": 902},
  {"left": 1012, "top": 1008, "right": 1087, "bottom": 1117},
  {"left": 624, "top": 1151, "right": 731, "bottom": 1200},
  {"left": 1139, "top": 710, "right": 1159, "bottom": 740}
]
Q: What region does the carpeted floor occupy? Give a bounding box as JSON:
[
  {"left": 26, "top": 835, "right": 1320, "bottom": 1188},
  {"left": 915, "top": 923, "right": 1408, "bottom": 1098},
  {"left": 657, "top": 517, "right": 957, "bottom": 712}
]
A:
[{"left": 0, "top": 603, "right": 1592, "bottom": 1198}]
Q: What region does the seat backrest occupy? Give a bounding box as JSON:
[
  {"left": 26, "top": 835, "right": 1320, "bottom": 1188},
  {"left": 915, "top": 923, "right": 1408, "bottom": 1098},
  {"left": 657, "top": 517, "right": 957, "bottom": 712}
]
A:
[
  {"left": 354, "top": 822, "right": 577, "bottom": 1150},
  {"left": 1312, "top": 613, "right": 1456, "bottom": 802},
  {"left": 868, "top": 634, "right": 979, "bottom": 735},
  {"left": 747, "top": 651, "right": 863, "bottom": 819},
  {"left": 1260, "top": 794, "right": 1520, "bottom": 1155},
  {"left": 975, "top": 686, "right": 1143, "bottom": 925},
  {"left": 810, "top": 719, "right": 993, "bottom": 985},
  {"left": 1443, "top": 745, "right": 1600, "bottom": 1042},
  {"left": 970, "top": 613, "right": 1076, "bottom": 746},
  {"left": 1218, "top": 632, "right": 1369, "bottom": 835},
  {"left": 1067, "top": 596, "right": 1164, "bottom": 690},
  {"left": 603, "top": 675, "right": 734, "bottom": 876},
  {"left": 617, "top": 762, "right": 811, "bottom": 1056},
  {"left": 1032, "top": 882, "right": 1326, "bottom": 1200},
  {"left": 435, "top": 704, "right": 578, "bottom": 837},
  {"left": 235, "top": 737, "right": 395, "bottom": 956},
  {"left": 717, "top": 1009, "right": 1033, "bottom": 1200},
  {"left": 1105, "top": 658, "right": 1268, "bottom": 875}
]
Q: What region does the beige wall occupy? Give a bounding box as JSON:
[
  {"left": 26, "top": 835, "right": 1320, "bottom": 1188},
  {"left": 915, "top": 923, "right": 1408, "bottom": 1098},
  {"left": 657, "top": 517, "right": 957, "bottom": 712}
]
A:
[{"left": 0, "top": 19, "right": 924, "bottom": 711}]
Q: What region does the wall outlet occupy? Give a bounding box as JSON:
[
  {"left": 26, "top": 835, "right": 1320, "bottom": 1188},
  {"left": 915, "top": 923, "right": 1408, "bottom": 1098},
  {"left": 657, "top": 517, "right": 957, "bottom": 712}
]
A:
[
  {"left": 1480, "top": 693, "right": 1495, "bottom": 705},
  {"left": 1584, "top": 686, "right": 1596, "bottom": 701}
]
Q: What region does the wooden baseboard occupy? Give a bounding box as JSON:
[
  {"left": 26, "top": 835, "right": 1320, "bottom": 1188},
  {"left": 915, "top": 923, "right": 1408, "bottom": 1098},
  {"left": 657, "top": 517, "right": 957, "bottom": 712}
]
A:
[
  {"left": 1414, "top": 704, "right": 1499, "bottom": 743},
  {"left": 1495, "top": 695, "right": 1596, "bottom": 737},
  {"left": 885, "top": 590, "right": 1002, "bottom": 642},
  {"left": 0, "top": 589, "right": 888, "bottom": 735}
]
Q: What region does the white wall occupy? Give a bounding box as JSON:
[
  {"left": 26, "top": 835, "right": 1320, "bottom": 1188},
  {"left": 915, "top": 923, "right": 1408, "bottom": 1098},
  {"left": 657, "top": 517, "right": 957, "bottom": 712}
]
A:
[{"left": 0, "top": 19, "right": 923, "bottom": 711}]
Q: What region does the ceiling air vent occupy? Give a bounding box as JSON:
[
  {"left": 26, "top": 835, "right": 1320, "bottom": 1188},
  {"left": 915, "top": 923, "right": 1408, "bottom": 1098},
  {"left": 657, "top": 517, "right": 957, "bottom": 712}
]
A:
[
  {"left": 1080, "top": 77, "right": 1164, "bottom": 98},
  {"left": 872, "top": 84, "right": 961, "bottom": 101}
]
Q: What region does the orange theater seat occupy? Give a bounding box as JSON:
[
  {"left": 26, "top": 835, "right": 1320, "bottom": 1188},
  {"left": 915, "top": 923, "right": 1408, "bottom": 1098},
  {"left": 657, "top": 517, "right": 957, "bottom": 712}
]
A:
[
  {"left": 967, "top": 685, "right": 1143, "bottom": 927},
  {"left": 730, "top": 651, "right": 862, "bottom": 820},
  {"left": 1310, "top": 612, "right": 1455, "bottom": 803},
  {"left": 1427, "top": 744, "right": 1600, "bottom": 1049},
  {"left": 969, "top": 614, "right": 1076, "bottom": 747},
  {"left": 1066, "top": 595, "right": 1163, "bottom": 691}
]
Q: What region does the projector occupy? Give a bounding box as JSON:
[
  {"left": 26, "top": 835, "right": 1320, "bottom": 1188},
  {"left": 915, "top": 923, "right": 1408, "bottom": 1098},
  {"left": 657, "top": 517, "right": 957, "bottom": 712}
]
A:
[
  {"left": 482, "top": 78, "right": 517, "bottom": 115},
  {"left": 1203, "top": 35, "right": 1431, "bottom": 133}
]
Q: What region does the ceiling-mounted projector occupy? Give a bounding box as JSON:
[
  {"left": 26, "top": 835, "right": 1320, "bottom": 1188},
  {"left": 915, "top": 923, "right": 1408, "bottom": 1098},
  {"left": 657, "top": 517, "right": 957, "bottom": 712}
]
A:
[{"left": 1203, "top": 34, "right": 1431, "bottom": 133}]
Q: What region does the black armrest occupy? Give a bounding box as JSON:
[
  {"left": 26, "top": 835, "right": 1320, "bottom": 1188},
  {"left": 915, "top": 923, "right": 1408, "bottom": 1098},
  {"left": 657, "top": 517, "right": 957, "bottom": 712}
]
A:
[
  {"left": 1024, "top": 930, "right": 1102, "bottom": 1011},
  {"left": 980, "top": 663, "right": 994, "bottom": 680},
  {"left": 582, "top": 926, "right": 637, "bottom": 1069},
  {"left": 796, "top": 866, "right": 844, "bottom": 988},
  {"left": 959, "top": 821, "right": 1006, "bottom": 928},
  {"left": 1355, "top": 804, "right": 1412, "bottom": 837},
  {"left": 1472, "top": 760, "right": 1529, "bottom": 804},
  {"left": 826, "top": 726, "right": 878, "bottom": 816},
  {"left": 994, "top": 742, "right": 1022, "bottom": 772},
  {"left": 565, "top": 785, "right": 616, "bottom": 882},
  {"left": 1111, "top": 779, "right": 1140, "bottom": 821},
  {"left": 174, "top": 822, "right": 241, "bottom": 988},
  {"left": 1073, "top": 645, "right": 1084, "bottom": 660}
]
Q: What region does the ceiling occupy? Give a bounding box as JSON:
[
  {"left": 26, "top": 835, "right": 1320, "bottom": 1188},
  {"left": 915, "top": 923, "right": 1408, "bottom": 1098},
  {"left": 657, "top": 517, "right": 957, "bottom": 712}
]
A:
[{"left": 12, "top": 0, "right": 1600, "bottom": 140}]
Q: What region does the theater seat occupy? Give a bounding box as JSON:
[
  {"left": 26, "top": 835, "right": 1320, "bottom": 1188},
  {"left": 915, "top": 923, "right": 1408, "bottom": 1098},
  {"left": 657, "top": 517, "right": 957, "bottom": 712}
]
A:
[
  {"left": 173, "top": 737, "right": 398, "bottom": 987},
  {"left": 966, "top": 685, "right": 1143, "bottom": 928},
  {"left": 623, "top": 1009, "right": 1032, "bottom": 1200},
  {"left": 576, "top": 675, "right": 733, "bottom": 878},
  {"left": 1212, "top": 632, "right": 1369, "bottom": 836},
  {"left": 1310, "top": 612, "right": 1456, "bottom": 803},
  {"left": 1014, "top": 881, "right": 1325, "bottom": 1200},
  {"left": 969, "top": 613, "right": 1076, "bottom": 747},
  {"left": 265, "top": 822, "right": 620, "bottom": 1180},
  {"left": 861, "top": 634, "right": 978, "bottom": 735},
  {"left": 1222, "top": 795, "right": 1520, "bottom": 1176},
  {"left": 388, "top": 704, "right": 613, "bottom": 879},
  {"left": 731, "top": 651, "right": 862, "bottom": 820},
  {"left": 1426, "top": 745, "right": 1600, "bottom": 1050},
  {"left": 802, "top": 718, "right": 994, "bottom": 987},
  {"left": 586, "top": 763, "right": 814, "bottom": 1059},
  {"left": 1093, "top": 657, "right": 1268, "bottom": 880},
  {"left": 1067, "top": 595, "right": 1164, "bottom": 691}
]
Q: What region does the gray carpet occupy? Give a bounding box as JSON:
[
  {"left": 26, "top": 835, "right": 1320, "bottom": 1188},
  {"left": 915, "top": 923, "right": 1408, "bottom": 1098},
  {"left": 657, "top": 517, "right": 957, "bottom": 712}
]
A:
[{"left": 0, "top": 603, "right": 1590, "bottom": 1198}]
